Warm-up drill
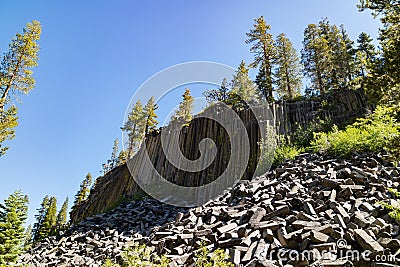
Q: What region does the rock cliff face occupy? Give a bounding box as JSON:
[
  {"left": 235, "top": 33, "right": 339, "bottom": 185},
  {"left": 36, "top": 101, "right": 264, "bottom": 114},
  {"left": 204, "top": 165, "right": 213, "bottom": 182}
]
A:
[{"left": 70, "top": 89, "right": 371, "bottom": 224}]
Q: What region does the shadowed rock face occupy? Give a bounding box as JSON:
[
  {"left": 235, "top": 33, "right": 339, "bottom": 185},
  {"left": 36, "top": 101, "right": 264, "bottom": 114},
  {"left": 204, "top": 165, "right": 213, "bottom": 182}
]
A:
[
  {"left": 69, "top": 164, "right": 139, "bottom": 224},
  {"left": 22, "top": 152, "right": 400, "bottom": 266},
  {"left": 71, "top": 89, "right": 371, "bottom": 224}
]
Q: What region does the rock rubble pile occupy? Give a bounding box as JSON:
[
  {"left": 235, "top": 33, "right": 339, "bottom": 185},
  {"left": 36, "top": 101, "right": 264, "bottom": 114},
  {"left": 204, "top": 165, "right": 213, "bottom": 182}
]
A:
[{"left": 20, "top": 153, "right": 400, "bottom": 267}]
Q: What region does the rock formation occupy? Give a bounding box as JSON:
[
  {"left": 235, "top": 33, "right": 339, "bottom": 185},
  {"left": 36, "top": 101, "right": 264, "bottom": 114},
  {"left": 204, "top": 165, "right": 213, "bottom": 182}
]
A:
[
  {"left": 71, "top": 89, "right": 371, "bottom": 224},
  {"left": 21, "top": 152, "right": 400, "bottom": 266}
]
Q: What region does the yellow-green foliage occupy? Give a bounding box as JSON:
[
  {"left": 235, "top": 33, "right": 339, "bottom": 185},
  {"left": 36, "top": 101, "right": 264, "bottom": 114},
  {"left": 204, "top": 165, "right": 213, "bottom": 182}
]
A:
[
  {"left": 102, "top": 243, "right": 169, "bottom": 267},
  {"left": 379, "top": 188, "right": 400, "bottom": 221},
  {"left": 103, "top": 243, "right": 233, "bottom": 267},
  {"left": 389, "top": 188, "right": 400, "bottom": 199},
  {"left": 195, "top": 245, "right": 233, "bottom": 267},
  {"left": 380, "top": 200, "right": 400, "bottom": 221},
  {"left": 311, "top": 106, "right": 400, "bottom": 157},
  {"left": 272, "top": 140, "right": 303, "bottom": 168}
]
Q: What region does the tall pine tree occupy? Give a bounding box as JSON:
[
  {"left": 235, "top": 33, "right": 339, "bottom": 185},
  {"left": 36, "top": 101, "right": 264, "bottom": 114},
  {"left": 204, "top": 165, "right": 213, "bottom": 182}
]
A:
[
  {"left": 0, "top": 190, "right": 29, "bottom": 264},
  {"left": 56, "top": 197, "right": 68, "bottom": 229},
  {"left": 37, "top": 197, "right": 57, "bottom": 240},
  {"left": 229, "top": 61, "right": 258, "bottom": 106},
  {"left": 32, "top": 195, "right": 49, "bottom": 243},
  {"left": 144, "top": 96, "right": 158, "bottom": 135},
  {"left": 73, "top": 173, "right": 92, "bottom": 206},
  {"left": 246, "top": 16, "right": 276, "bottom": 102},
  {"left": 302, "top": 23, "right": 332, "bottom": 93},
  {"left": 203, "top": 78, "right": 230, "bottom": 103},
  {"left": 274, "top": 33, "right": 302, "bottom": 99},
  {"left": 172, "top": 89, "right": 194, "bottom": 123},
  {"left": 359, "top": 0, "right": 400, "bottom": 104},
  {"left": 302, "top": 19, "right": 356, "bottom": 93},
  {"left": 0, "top": 21, "right": 41, "bottom": 156},
  {"left": 121, "top": 100, "right": 146, "bottom": 158},
  {"left": 23, "top": 224, "right": 32, "bottom": 250},
  {"left": 354, "top": 32, "right": 377, "bottom": 89}
]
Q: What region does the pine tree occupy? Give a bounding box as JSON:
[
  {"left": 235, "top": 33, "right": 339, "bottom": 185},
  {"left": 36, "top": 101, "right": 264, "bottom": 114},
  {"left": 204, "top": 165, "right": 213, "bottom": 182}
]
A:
[
  {"left": 172, "top": 88, "right": 194, "bottom": 123},
  {"left": 326, "top": 23, "right": 356, "bottom": 89},
  {"left": 359, "top": 0, "right": 400, "bottom": 104},
  {"left": 144, "top": 96, "right": 158, "bottom": 135},
  {"left": 203, "top": 78, "right": 230, "bottom": 103},
  {"left": 56, "top": 197, "right": 68, "bottom": 229},
  {"left": 121, "top": 100, "right": 146, "bottom": 158},
  {"left": 274, "top": 33, "right": 302, "bottom": 99},
  {"left": 357, "top": 32, "right": 376, "bottom": 61},
  {"left": 23, "top": 224, "right": 32, "bottom": 250},
  {"left": 32, "top": 195, "right": 49, "bottom": 243},
  {"left": 246, "top": 16, "right": 276, "bottom": 101},
  {"left": 354, "top": 32, "right": 377, "bottom": 87},
  {"left": 37, "top": 197, "right": 57, "bottom": 240},
  {"left": 0, "top": 190, "right": 29, "bottom": 264},
  {"left": 302, "top": 19, "right": 356, "bottom": 92},
  {"left": 301, "top": 23, "right": 331, "bottom": 93},
  {"left": 340, "top": 25, "right": 357, "bottom": 84},
  {"left": 73, "top": 173, "right": 92, "bottom": 206},
  {"left": 117, "top": 150, "right": 128, "bottom": 166},
  {"left": 109, "top": 139, "right": 119, "bottom": 170},
  {"left": 0, "top": 21, "right": 41, "bottom": 156},
  {"left": 229, "top": 61, "right": 258, "bottom": 106}
]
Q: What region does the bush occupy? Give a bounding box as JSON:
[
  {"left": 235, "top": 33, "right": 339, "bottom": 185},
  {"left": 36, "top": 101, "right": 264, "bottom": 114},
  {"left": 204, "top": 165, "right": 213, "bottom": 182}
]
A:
[
  {"left": 272, "top": 139, "right": 303, "bottom": 168},
  {"left": 102, "top": 243, "right": 169, "bottom": 267},
  {"left": 292, "top": 118, "right": 333, "bottom": 148},
  {"left": 195, "top": 244, "right": 233, "bottom": 267},
  {"left": 103, "top": 243, "right": 233, "bottom": 267},
  {"left": 310, "top": 106, "right": 400, "bottom": 158}
]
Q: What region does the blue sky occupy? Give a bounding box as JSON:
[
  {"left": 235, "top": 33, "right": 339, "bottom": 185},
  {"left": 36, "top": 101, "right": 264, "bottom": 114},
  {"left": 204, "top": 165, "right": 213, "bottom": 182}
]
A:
[{"left": 0, "top": 0, "right": 381, "bottom": 225}]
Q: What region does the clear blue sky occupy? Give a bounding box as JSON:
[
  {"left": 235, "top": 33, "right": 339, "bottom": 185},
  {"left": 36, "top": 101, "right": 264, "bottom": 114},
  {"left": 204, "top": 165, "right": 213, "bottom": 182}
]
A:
[{"left": 0, "top": 0, "right": 381, "bottom": 225}]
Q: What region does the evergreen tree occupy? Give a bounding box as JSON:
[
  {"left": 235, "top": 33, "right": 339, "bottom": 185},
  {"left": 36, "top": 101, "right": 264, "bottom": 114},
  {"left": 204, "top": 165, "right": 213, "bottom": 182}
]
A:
[
  {"left": 354, "top": 32, "right": 377, "bottom": 88},
  {"left": 37, "top": 197, "right": 57, "bottom": 240},
  {"left": 0, "top": 21, "right": 41, "bottom": 156},
  {"left": 302, "top": 19, "right": 356, "bottom": 92},
  {"left": 203, "top": 78, "right": 230, "bottom": 103},
  {"left": 357, "top": 32, "right": 376, "bottom": 62},
  {"left": 359, "top": 0, "right": 400, "bottom": 104},
  {"left": 32, "top": 195, "right": 49, "bottom": 243},
  {"left": 121, "top": 100, "right": 146, "bottom": 158},
  {"left": 246, "top": 16, "right": 276, "bottom": 101},
  {"left": 0, "top": 190, "right": 29, "bottom": 264},
  {"left": 229, "top": 61, "right": 258, "bottom": 106},
  {"left": 338, "top": 25, "right": 356, "bottom": 87},
  {"left": 73, "top": 173, "right": 92, "bottom": 206},
  {"left": 109, "top": 139, "right": 119, "bottom": 170},
  {"left": 144, "top": 96, "right": 158, "bottom": 135},
  {"left": 274, "top": 33, "right": 303, "bottom": 99},
  {"left": 302, "top": 23, "right": 332, "bottom": 93},
  {"left": 56, "top": 197, "right": 68, "bottom": 229},
  {"left": 172, "top": 88, "right": 194, "bottom": 123},
  {"left": 117, "top": 150, "right": 128, "bottom": 166},
  {"left": 23, "top": 224, "right": 32, "bottom": 250}
]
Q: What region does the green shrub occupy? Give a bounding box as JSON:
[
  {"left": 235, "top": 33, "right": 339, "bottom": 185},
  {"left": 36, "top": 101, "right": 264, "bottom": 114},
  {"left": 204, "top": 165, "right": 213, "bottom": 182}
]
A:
[
  {"left": 257, "top": 126, "right": 278, "bottom": 175},
  {"left": 310, "top": 106, "right": 400, "bottom": 157},
  {"left": 195, "top": 244, "right": 233, "bottom": 267},
  {"left": 102, "top": 243, "right": 169, "bottom": 267},
  {"left": 379, "top": 200, "right": 400, "bottom": 221},
  {"left": 272, "top": 140, "right": 303, "bottom": 168},
  {"left": 389, "top": 188, "right": 400, "bottom": 199},
  {"left": 103, "top": 243, "right": 233, "bottom": 267},
  {"left": 292, "top": 118, "right": 333, "bottom": 148}
]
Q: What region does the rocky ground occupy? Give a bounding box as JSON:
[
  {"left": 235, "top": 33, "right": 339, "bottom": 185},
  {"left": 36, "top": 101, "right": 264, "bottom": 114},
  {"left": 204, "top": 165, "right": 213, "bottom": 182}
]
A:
[{"left": 20, "top": 153, "right": 400, "bottom": 266}]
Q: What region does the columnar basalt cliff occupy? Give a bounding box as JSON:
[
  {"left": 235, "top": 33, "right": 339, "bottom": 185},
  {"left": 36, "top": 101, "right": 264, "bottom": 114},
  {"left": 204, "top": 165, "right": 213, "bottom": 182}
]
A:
[{"left": 70, "top": 89, "right": 371, "bottom": 224}]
